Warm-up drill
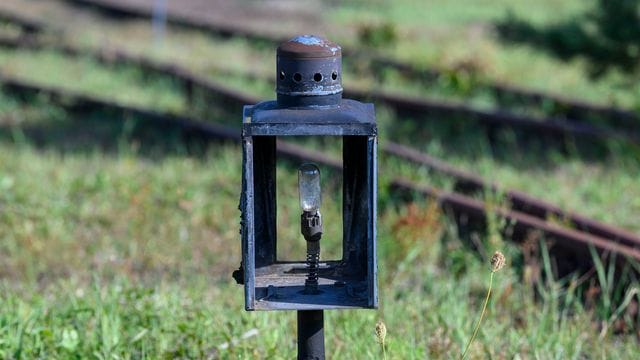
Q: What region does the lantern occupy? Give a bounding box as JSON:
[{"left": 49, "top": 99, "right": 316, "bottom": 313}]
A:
[{"left": 236, "top": 35, "right": 377, "bottom": 312}]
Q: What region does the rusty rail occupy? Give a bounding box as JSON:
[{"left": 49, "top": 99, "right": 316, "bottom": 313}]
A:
[
  {"left": 383, "top": 142, "right": 640, "bottom": 249},
  {"left": 368, "top": 57, "right": 640, "bottom": 131},
  {"left": 58, "top": 0, "right": 639, "bottom": 130},
  {"left": 0, "top": 8, "right": 48, "bottom": 34},
  {"left": 2, "top": 35, "right": 639, "bottom": 247},
  {"left": 2, "top": 75, "right": 639, "bottom": 267},
  {"left": 2, "top": 34, "right": 638, "bottom": 236},
  {"left": 62, "top": 0, "right": 284, "bottom": 43},
  {"left": 1, "top": 34, "right": 636, "bottom": 145},
  {"left": 0, "top": 75, "right": 341, "bottom": 168},
  {"left": 0, "top": 76, "right": 240, "bottom": 141},
  {"left": 346, "top": 89, "right": 638, "bottom": 144},
  {"left": 389, "top": 178, "right": 640, "bottom": 264}
]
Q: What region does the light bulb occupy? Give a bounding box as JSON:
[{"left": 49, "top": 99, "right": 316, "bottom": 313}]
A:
[{"left": 298, "top": 163, "right": 321, "bottom": 212}]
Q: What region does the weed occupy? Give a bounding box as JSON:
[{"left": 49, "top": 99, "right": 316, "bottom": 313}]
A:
[
  {"left": 0, "top": 2, "right": 639, "bottom": 355},
  {"left": 461, "top": 251, "right": 506, "bottom": 359},
  {"left": 375, "top": 320, "right": 387, "bottom": 359}
]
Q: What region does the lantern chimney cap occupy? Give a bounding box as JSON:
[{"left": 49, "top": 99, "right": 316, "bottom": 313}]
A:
[
  {"left": 277, "top": 35, "right": 341, "bottom": 59},
  {"left": 276, "top": 35, "right": 343, "bottom": 107}
]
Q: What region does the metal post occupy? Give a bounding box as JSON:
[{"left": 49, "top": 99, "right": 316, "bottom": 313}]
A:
[{"left": 297, "top": 310, "right": 325, "bottom": 360}]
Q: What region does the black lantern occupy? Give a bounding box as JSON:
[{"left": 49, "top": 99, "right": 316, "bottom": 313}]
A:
[{"left": 236, "top": 35, "right": 377, "bottom": 312}]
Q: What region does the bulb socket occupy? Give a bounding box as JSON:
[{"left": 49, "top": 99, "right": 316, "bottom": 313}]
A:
[{"left": 301, "top": 211, "right": 323, "bottom": 242}]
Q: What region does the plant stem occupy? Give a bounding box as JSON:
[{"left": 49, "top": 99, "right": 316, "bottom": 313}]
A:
[
  {"left": 461, "top": 271, "right": 494, "bottom": 360},
  {"left": 382, "top": 342, "right": 387, "bottom": 360}
]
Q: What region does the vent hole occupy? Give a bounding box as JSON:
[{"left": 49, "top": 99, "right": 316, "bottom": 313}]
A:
[
  {"left": 331, "top": 71, "right": 338, "bottom": 80},
  {"left": 293, "top": 73, "right": 302, "bottom": 82},
  {"left": 279, "top": 71, "right": 285, "bottom": 80},
  {"left": 313, "top": 73, "right": 323, "bottom": 82}
]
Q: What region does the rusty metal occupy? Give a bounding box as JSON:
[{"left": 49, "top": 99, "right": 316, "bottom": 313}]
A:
[
  {"left": 3, "top": 50, "right": 640, "bottom": 273},
  {"left": 60, "top": 0, "right": 639, "bottom": 129},
  {"left": 0, "top": 75, "right": 240, "bottom": 141},
  {"left": 343, "top": 89, "right": 640, "bottom": 144},
  {"left": 3, "top": 45, "right": 638, "bottom": 241},
  {"left": 383, "top": 142, "right": 640, "bottom": 249},
  {"left": 239, "top": 35, "right": 379, "bottom": 360},
  {"left": 239, "top": 35, "right": 378, "bottom": 313},
  {"left": 389, "top": 178, "right": 640, "bottom": 265},
  {"left": 63, "top": 0, "right": 287, "bottom": 43},
  {"left": 53, "top": 0, "right": 640, "bottom": 134},
  {"left": 367, "top": 56, "right": 640, "bottom": 130},
  {"left": 2, "top": 31, "right": 637, "bottom": 145},
  {"left": 0, "top": 9, "right": 48, "bottom": 34},
  {"left": 0, "top": 34, "right": 258, "bottom": 107},
  {"left": 277, "top": 35, "right": 341, "bottom": 59},
  {"left": 276, "top": 35, "right": 342, "bottom": 107},
  {"left": 0, "top": 75, "right": 344, "bottom": 169}
]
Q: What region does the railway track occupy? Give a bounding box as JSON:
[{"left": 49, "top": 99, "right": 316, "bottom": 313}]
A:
[
  {"left": 367, "top": 57, "right": 640, "bottom": 132},
  {"left": 383, "top": 142, "right": 640, "bottom": 250},
  {"left": 389, "top": 179, "right": 640, "bottom": 274},
  {"left": 2, "top": 9, "right": 640, "bottom": 270},
  {"left": 0, "top": 8, "right": 48, "bottom": 34},
  {"left": 2, "top": 75, "right": 640, "bottom": 271},
  {"left": 1, "top": 31, "right": 639, "bottom": 250},
  {"left": 60, "top": 0, "right": 640, "bottom": 131},
  {"left": 1, "top": 34, "right": 637, "bottom": 146}
]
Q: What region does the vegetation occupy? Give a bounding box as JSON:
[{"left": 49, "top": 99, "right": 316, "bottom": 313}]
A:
[
  {"left": 497, "top": 0, "right": 640, "bottom": 77},
  {"left": 0, "top": 0, "right": 639, "bottom": 358},
  {"left": 461, "top": 251, "right": 506, "bottom": 359},
  {"left": 1, "top": 137, "right": 639, "bottom": 358},
  {"left": 331, "top": 0, "right": 640, "bottom": 108}
]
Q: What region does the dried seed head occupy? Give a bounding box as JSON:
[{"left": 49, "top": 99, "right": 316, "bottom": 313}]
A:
[
  {"left": 491, "top": 251, "right": 506, "bottom": 272},
  {"left": 375, "top": 320, "right": 387, "bottom": 344}
]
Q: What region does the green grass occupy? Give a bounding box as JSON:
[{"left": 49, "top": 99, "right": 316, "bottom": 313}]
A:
[
  {"left": 0, "top": 0, "right": 639, "bottom": 357},
  {"left": 1, "top": 45, "right": 638, "bottom": 230},
  {"left": 332, "top": 0, "right": 640, "bottom": 108},
  {"left": 1, "top": 142, "right": 639, "bottom": 358},
  {"left": 2, "top": 0, "right": 640, "bottom": 109},
  {"left": 383, "top": 120, "right": 640, "bottom": 231},
  {"left": 0, "top": 21, "right": 23, "bottom": 38},
  {"left": 460, "top": 154, "right": 640, "bottom": 231},
  {"left": 1, "top": 81, "right": 640, "bottom": 357},
  {"left": 331, "top": 0, "right": 589, "bottom": 28},
  {"left": 0, "top": 48, "right": 187, "bottom": 113}
]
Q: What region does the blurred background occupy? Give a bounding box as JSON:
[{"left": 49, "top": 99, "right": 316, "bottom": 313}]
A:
[{"left": 0, "top": 0, "right": 639, "bottom": 358}]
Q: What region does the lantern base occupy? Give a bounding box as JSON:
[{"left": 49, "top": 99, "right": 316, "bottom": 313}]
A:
[{"left": 250, "top": 261, "right": 371, "bottom": 311}]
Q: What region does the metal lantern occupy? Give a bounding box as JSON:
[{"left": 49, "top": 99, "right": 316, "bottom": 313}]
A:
[{"left": 236, "top": 35, "right": 377, "bottom": 314}]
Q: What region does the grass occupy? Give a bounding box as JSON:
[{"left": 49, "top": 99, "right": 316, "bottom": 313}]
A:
[
  {"left": 2, "top": 38, "right": 639, "bottom": 222},
  {"left": 461, "top": 251, "right": 505, "bottom": 359},
  {"left": 332, "top": 0, "right": 640, "bottom": 109},
  {"left": 0, "top": 48, "right": 188, "bottom": 114},
  {"left": 1, "top": 87, "right": 639, "bottom": 358},
  {"left": 0, "top": 148, "right": 638, "bottom": 358},
  {"left": 2, "top": 0, "right": 640, "bottom": 109},
  {"left": 331, "top": 0, "right": 589, "bottom": 28},
  {"left": 0, "top": 0, "right": 639, "bottom": 357},
  {"left": 2, "top": 44, "right": 638, "bottom": 229}
]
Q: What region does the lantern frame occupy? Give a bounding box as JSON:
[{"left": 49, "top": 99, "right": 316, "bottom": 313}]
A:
[{"left": 239, "top": 99, "right": 378, "bottom": 311}]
